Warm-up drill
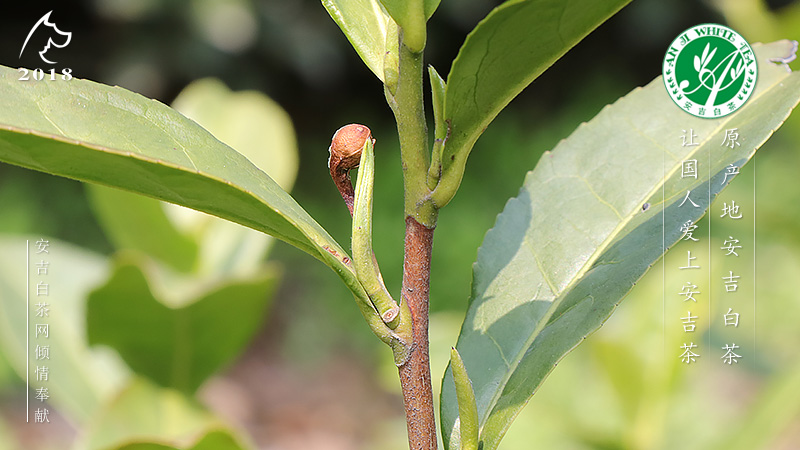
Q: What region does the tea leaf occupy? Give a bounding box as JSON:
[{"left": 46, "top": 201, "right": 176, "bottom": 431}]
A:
[{"left": 441, "top": 40, "right": 800, "bottom": 450}]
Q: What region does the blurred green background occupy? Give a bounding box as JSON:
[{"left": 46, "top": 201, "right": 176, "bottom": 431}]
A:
[{"left": 1, "top": 0, "right": 799, "bottom": 449}]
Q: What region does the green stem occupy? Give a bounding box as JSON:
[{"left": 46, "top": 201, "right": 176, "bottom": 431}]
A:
[{"left": 391, "top": 42, "right": 437, "bottom": 228}]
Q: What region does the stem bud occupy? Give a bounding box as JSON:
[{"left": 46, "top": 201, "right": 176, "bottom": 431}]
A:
[{"left": 329, "top": 124, "right": 374, "bottom": 215}]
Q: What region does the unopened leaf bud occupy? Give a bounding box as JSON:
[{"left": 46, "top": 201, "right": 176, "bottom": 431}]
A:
[{"left": 329, "top": 124, "right": 373, "bottom": 215}]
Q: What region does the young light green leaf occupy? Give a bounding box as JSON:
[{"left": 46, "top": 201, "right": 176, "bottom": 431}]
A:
[
  {"left": 352, "top": 137, "right": 400, "bottom": 325},
  {"left": 87, "top": 256, "right": 278, "bottom": 394},
  {"left": 428, "top": 66, "right": 446, "bottom": 139},
  {"left": 431, "top": 0, "right": 632, "bottom": 208},
  {"left": 427, "top": 65, "right": 447, "bottom": 189},
  {"left": 450, "top": 347, "right": 479, "bottom": 450},
  {"left": 0, "top": 65, "right": 366, "bottom": 304},
  {"left": 321, "top": 0, "right": 398, "bottom": 83},
  {"left": 440, "top": 41, "right": 800, "bottom": 450},
  {"left": 0, "top": 236, "right": 130, "bottom": 424}
]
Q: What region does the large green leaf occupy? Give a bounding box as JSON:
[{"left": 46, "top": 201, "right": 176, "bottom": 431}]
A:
[
  {"left": 87, "top": 256, "right": 278, "bottom": 394},
  {"left": 321, "top": 0, "right": 398, "bottom": 83},
  {"left": 79, "top": 377, "right": 249, "bottom": 450},
  {"left": 440, "top": 41, "right": 800, "bottom": 450},
  {"left": 0, "top": 65, "right": 362, "bottom": 299},
  {"left": 0, "top": 236, "right": 130, "bottom": 424},
  {"left": 432, "top": 0, "right": 632, "bottom": 207}
]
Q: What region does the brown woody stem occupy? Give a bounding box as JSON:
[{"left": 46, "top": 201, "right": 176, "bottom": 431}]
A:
[{"left": 399, "top": 216, "right": 437, "bottom": 450}]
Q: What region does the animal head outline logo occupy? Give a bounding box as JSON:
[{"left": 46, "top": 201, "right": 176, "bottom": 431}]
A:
[{"left": 19, "top": 11, "right": 72, "bottom": 65}]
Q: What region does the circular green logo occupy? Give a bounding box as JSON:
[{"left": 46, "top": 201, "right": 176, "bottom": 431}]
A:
[{"left": 663, "top": 24, "right": 757, "bottom": 118}]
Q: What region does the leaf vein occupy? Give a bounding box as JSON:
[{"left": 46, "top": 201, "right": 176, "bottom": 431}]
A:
[
  {"left": 485, "top": 329, "right": 512, "bottom": 369},
  {"left": 565, "top": 174, "right": 623, "bottom": 220},
  {"left": 33, "top": 99, "right": 66, "bottom": 136},
  {"left": 141, "top": 101, "right": 200, "bottom": 171},
  {"left": 524, "top": 239, "right": 558, "bottom": 296}
]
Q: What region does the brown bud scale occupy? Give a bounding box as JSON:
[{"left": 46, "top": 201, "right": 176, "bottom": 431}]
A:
[{"left": 328, "top": 124, "right": 373, "bottom": 216}]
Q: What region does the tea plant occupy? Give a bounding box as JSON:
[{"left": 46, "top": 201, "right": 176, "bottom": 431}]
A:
[{"left": 1, "top": 1, "right": 799, "bottom": 449}]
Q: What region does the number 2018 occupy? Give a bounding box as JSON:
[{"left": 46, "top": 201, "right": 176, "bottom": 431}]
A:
[{"left": 18, "top": 68, "right": 73, "bottom": 81}]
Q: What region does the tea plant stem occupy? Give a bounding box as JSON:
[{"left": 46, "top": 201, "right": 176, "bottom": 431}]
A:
[
  {"left": 391, "top": 38, "right": 438, "bottom": 450},
  {"left": 400, "top": 216, "right": 437, "bottom": 450},
  {"left": 393, "top": 42, "right": 436, "bottom": 228}
]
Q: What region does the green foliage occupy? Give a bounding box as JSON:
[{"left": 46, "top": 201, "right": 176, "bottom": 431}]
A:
[
  {"left": 1, "top": 2, "right": 799, "bottom": 449},
  {"left": 82, "top": 78, "right": 296, "bottom": 395},
  {"left": 87, "top": 186, "right": 199, "bottom": 273},
  {"left": 321, "top": 0, "right": 399, "bottom": 84},
  {"left": 352, "top": 137, "right": 407, "bottom": 334},
  {"left": 0, "top": 78, "right": 300, "bottom": 449},
  {"left": 426, "top": 65, "right": 447, "bottom": 188},
  {"left": 114, "top": 430, "right": 246, "bottom": 450},
  {"left": 86, "top": 76, "right": 300, "bottom": 291},
  {"left": 79, "top": 78, "right": 297, "bottom": 443},
  {"left": 78, "top": 378, "right": 248, "bottom": 450},
  {"left": 432, "top": 0, "right": 631, "bottom": 207},
  {"left": 170, "top": 78, "right": 299, "bottom": 194},
  {"left": 0, "top": 237, "right": 130, "bottom": 424},
  {"left": 448, "top": 347, "right": 479, "bottom": 450},
  {"left": 0, "top": 66, "right": 357, "bottom": 293},
  {"left": 492, "top": 216, "right": 800, "bottom": 450},
  {"left": 87, "top": 258, "right": 278, "bottom": 394},
  {"left": 440, "top": 41, "right": 800, "bottom": 450}
]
